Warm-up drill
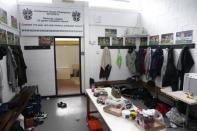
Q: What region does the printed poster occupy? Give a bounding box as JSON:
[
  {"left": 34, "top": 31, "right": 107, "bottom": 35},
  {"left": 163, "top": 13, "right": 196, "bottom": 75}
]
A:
[
  {"left": 161, "top": 33, "right": 173, "bottom": 45},
  {"left": 149, "top": 35, "right": 159, "bottom": 45},
  {"left": 105, "top": 29, "right": 117, "bottom": 37},
  {"left": 7, "top": 31, "right": 14, "bottom": 45},
  {"left": 39, "top": 36, "right": 54, "bottom": 46},
  {"left": 14, "top": 35, "right": 20, "bottom": 45},
  {"left": 125, "top": 37, "right": 136, "bottom": 46},
  {"left": 11, "top": 16, "right": 18, "bottom": 29},
  {"left": 98, "top": 37, "right": 110, "bottom": 46},
  {"left": 0, "top": 28, "right": 7, "bottom": 44},
  {"left": 140, "top": 37, "right": 148, "bottom": 46},
  {"left": 112, "top": 37, "right": 123, "bottom": 46},
  {"left": 176, "top": 30, "right": 193, "bottom": 44},
  {"left": 0, "top": 8, "right": 7, "bottom": 24}
]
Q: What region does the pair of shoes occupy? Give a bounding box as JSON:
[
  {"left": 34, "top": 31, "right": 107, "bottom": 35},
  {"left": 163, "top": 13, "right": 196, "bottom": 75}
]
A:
[
  {"left": 35, "top": 112, "right": 47, "bottom": 119},
  {"left": 57, "top": 102, "right": 67, "bottom": 108},
  {"left": 34, "top": 118, "right": 44, "bottom": 127}
]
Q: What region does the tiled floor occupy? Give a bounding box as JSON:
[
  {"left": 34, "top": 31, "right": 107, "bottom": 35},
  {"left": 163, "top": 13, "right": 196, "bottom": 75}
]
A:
[{"left": 35, "top": 96, "right": 197, "bottom": 131}]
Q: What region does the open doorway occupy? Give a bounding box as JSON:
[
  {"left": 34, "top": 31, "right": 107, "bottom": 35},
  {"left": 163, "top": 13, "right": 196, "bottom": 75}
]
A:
[{"left": 54, "top": 37, "right": 81, "bottom": 96}]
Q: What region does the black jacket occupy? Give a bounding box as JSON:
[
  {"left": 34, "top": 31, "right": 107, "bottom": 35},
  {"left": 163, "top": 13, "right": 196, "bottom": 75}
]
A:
[
  {"left": 12, "top": 46, "right": 27, "bottom": 86},
  {"left": 149, "top": 47, "right": 164, "bottom": 80},
  {"left": 162, "top": 47, "right": 178, "bottom": 91},
  {"left": 177, "top": 46, "right": 194, "bottom": 90},
  {"left": 135, "top": 48, "right": 145, "bottom": 74}
]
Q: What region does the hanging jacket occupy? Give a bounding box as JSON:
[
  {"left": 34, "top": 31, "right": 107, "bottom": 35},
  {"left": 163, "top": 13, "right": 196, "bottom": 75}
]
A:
[
  {"left": 12, "top": 46, "right": 27, "bottom": 86},
  {"left": 144, "top": 47, "right": 152, "bottom": 80},
  {"left": 0, "top": 46, "right": 7, "bottom": 60},
  {"left": 0, "top": 63, "right": 2, "bottom": 103},
  {"left": 149, "top": 47, "right": 164, "bottom": 80},
  {"left": 162, "top": 47, "right": 178, "bottom": 91},
  {"left": 126, "top": 50, "right": 136, "bottom": 75},
  {"left": 135, "top": 48, "right": 146, "bottom": 74},
  {"left": 177, "top": 46, "right": 194, "bottom": 90},
  {"left": 99, "top": 47, "right": 112, "bottom": 80},
  {"left": 7, "top": 47, "right": 18, "bottom": 91}
]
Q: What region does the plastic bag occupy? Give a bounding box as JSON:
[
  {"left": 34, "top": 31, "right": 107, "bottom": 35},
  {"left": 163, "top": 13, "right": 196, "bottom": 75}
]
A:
[{"left": 166, "top": 107, "right": 185, "bottom": 125}]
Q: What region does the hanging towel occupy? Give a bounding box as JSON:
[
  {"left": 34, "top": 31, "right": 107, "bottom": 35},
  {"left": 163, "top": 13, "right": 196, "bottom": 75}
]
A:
[
  {"left": 116, "top": 50, "right": 122, "bottom": 68},
  {"left": 126, "top": 50, "right": 136, "bottom": 75},
  {"left": 99, "top": 47, "right": 112, "bottom": 80}
]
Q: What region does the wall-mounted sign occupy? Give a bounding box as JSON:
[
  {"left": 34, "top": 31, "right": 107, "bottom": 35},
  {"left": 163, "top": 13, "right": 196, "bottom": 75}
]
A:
[
  {"left": 0, "top": 28, "right": 7, "bottom": 44},
  {"left": 39, "top": 36, "right": 54, "bottom": 46},
  {"left": 11, "top": 16, "right": 18, "bottom": 29},
  {"left": 176, "top": 30, "right": 193, "bottom": 44},
  {"left": 19, "top": 5, "right": 84, "bottom": 36},
  {"left": 105, "top": 29, "right": 117, "bottom": 37},
  {"left": 125, "top": 37, "right": 136, "bottom": 46},
  {"left": 0, "top": 8, "right": 7, "bottom": 24},
  {"left": 98, "top": 37, "right": 110, "bottom": 46},
  {"left": 7, "top": 31, "right": 14, "bottom": 45},
  {"left": 112, "top": 37, "right": 123, "bottom": 46},
  {"left": 14, "top": 35, "right": 20, "bottom": 45},
  {"left": 149, "top": 35, "right": 159, "bottom": 45},
  {"left": 161, "top": 33, "right": 173, "bottom": 45}
]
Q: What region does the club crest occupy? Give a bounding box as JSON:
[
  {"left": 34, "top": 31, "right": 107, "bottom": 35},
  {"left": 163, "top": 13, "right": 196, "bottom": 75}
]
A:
[
  {"left": 72, "top": 11, "right": 80, "bottom": 22},
  {"left": 23, "top": 8, "right": 33, "bottom": 20}
]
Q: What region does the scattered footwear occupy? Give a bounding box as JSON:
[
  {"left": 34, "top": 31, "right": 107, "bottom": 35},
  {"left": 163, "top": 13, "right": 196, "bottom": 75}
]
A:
[{"left": 57, "top": 102, "right": 67, "bottom": 108}]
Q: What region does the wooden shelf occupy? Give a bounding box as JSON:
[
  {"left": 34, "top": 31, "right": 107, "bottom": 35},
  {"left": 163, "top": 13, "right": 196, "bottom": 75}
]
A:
[{"left": 0, "top": 86, "right": 36, "bottom": 131}]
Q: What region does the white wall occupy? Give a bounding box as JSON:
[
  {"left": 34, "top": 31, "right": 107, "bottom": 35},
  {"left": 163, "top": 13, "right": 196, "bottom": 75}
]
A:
[
  {"left": 56, "top": 46, "right": 79, "bottom": 68},
  {"left": 0, "top": 0, "right": 19, "bottom": 102},
  {"left": 84, "top": 8, "right": 140, "bottom": 89},
  {"left": 140, "top": 0, "right": 197, "bottom": 86},
  {"left": 19, "top": 2, "right": 87, "bottom": 96},
  {"left": 140, "top": 0, "right": 197, "bottom": 117},
  {"left": 20, "top": 37, "right": 56, "bottom": 96}
]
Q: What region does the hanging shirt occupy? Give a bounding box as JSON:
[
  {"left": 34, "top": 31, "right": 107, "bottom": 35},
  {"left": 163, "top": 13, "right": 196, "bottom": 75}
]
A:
[
  {"left": 126, "top": 51, "right": 136, "bottom": 75},
  {"left": 116, "top": 50, "right": 122, "bottom": 68}
]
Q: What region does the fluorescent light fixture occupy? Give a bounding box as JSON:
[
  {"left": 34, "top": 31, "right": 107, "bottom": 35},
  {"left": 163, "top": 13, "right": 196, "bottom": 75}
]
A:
[
  {"left": 55, "top": 38, "right": 79, "bottom": 41},
  {"left": 18, "top": 0, "right": 52, "bottom": 3}
]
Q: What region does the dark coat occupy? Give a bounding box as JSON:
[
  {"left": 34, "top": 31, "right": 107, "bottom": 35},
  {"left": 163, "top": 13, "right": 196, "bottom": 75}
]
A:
[
  {"left": 177, "top": 46, "right": 194, "bottom": 90},
  {"left": 162, "top": 47, "right": 178, "bottom": 91},
  {"left": 135, "top": 48, "right": 146, "bottom": 74},
  {"left": 12, "top": 46, "right": 27, "bottom": 86},
  {"left": 149, "top": 47, "right": 164, "bottom": 80}
]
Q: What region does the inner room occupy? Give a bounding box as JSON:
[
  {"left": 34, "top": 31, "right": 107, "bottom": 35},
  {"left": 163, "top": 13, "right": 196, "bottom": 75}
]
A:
[
  {"left": 55, "top": 37, "right": 81, "bottom": 96},
  {"left": 0, "top": 0, "right": 197, "bottom": 131}
]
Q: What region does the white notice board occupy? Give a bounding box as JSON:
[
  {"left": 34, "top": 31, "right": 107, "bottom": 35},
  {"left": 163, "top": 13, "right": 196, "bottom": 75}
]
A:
[{"left": 19, "top": 5, "right": 84, "bottom": 36}]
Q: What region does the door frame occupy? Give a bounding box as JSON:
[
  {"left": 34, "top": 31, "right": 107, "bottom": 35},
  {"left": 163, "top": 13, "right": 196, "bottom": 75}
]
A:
[{"left": 54, "top": 36, "right": 82, "bottom": 96}]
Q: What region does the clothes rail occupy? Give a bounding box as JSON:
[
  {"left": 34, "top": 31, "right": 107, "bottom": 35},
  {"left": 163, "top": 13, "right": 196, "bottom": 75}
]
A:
[{"left": 100, "top": 43, "right": 195, "bottom": 49}]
